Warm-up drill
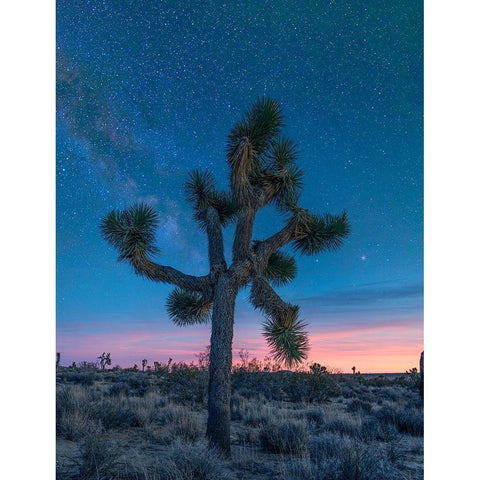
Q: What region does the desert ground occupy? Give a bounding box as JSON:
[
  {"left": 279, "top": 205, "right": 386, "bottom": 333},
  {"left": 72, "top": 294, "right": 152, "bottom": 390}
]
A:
[{"left": 56, "top": 362, "right": 423, "bottom": 480}]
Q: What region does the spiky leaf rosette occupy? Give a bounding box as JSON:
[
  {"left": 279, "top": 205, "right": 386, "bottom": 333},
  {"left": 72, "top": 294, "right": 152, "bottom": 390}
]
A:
[
  {"left": 248, "top": 137, "right": 303, "bottom": 209},
  {"left": 101, "top": 203, "right": 159, "bottom": 262},
  {"left": 227, "top": 98, "right": 283, "bottom": 206},
  {"left": 227, "top": 97, "right": 284, "bottom": 160},
  {"left": 185, "top": 170, "right": 238, "bottom": 227},
  {"left": 292, "top": 210, "right": 350, "bottom": 255},
  {"left": 264, "top": 250, "right": 297, "bottom": 286},
  {"left": 263, "top": 307, "right": 309, "bottom": 367},
  {"left": 250, "top": 276, "right": 309, "bottom": 366},
  {"left": 166, "top": 288, "right": 212, "bottom": 326}
]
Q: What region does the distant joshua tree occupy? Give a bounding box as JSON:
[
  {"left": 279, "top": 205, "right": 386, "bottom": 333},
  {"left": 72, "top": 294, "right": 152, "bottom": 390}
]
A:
[
  {"left": 56, "top": 352, "right": 61, "bottom": 369},
  {"left": 352, "top": 366, "right": 356, "bottom": 375},
  {"left": 142, "top": 359, "right": 148, "bottom": 372},
  {"left": 98, "top": 352, "right": 111, "bottom": 370},
  {"left": 101, "top": 98, "right": 350, "bottom": 454},
  {"left": 310, "top": 363, "right": 328, "bottom": 375}
]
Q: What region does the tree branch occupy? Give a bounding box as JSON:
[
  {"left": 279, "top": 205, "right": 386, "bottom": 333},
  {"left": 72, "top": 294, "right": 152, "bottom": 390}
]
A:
[
  {"left": 204, "top": 206, "right": 227, "bottom": 273},
  {"left": 253, "top": 217, "right": 297, "bottom": 267},
  {"left": 250, "top": 275, "right": 291, "bottom": 317},
  {"left": 130, "top": 252, "right": 209, "bottom": 294},
  {"left": 232, "top": 206, "right": 256, "bottom": 264}
]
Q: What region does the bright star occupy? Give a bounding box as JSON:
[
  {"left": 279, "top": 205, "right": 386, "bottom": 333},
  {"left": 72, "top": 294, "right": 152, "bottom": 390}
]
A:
[{"left": 361, "top": 255, "right": 366, "bottom": 261}]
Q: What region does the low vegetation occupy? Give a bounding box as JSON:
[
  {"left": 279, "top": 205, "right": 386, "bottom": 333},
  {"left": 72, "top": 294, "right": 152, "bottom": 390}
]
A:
[{"left": 56, "top": 358, "right": 423, "bottom": 479}]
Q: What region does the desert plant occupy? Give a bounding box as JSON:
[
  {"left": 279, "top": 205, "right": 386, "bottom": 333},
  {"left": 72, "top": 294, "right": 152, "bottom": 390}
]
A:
[
  {"left": 158, "top": 441, "right": 234, "bottom": 480},
  {"left": 374, "top": 405, "right": 424, "bottom": 436},
  {"left": 259, "top": 418, "right": 309, "bottom": 455},
  {"left": 310, "top": 363, "right": 328, "bottom": 375},
  {"left": 97, "top": 352, "right": 111, "bottom": 370},
  {"left": 56, "top": 352, "right": 61, "bottom": 368},
  {"left": 101, "top": 98, "right": 349, "bottom": 453},
  {"left": 142, "top": 358, "right": 148, "bottom": 372},
  {"left": 76, "top": 427, "right": 121, "bottom": 479}
]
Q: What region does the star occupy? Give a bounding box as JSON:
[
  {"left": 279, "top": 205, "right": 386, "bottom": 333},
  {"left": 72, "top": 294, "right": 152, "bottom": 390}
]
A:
[{"left": 361, "top": 255, "right": 366, "bottom": 261}]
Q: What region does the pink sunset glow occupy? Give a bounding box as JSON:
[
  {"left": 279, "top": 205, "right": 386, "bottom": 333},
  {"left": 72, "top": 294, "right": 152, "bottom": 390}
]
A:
[{"left": 57, "top": 315, "right": 423, "bottom": 373}]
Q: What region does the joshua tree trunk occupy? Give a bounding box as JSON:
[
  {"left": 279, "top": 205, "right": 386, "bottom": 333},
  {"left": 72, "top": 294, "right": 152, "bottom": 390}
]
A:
[{"left": 206, "top": 273, "right": 237, "bottom": 455}]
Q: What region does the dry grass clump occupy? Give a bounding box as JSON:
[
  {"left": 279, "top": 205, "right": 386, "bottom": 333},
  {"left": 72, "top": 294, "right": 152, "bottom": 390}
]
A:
[
  {"left": 346, "top": 398, "right": 373, "bottom": 414},
  {"left": 157, "top": 442, "right": 234, "bottom": 480},
  {"left": 259, "top": 418, "right": 309, "bottom": 455},
  {"left": 323, "top": 416, "right": 363, "bottom": 438},
  {"left": 145, "top": 405, "right": 203, "bottom": 444},
  {"left": 76, "top": 427, "right": 122, "bottom": 479},
  {"left": 309, "top": 435, "right": 401, "bottom": 480},
  {"left": 374, "top": 404, "right": 423, "bottom": 436}
]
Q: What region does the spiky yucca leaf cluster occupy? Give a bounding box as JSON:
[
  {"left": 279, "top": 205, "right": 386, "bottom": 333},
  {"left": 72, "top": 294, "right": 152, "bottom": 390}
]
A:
[
  {"left": 292, "top": 211, "right": 350, "bottom": 255},
  {"left": 166, "top": 288, "right": 212, "bottom": 326},
  {"left": 249, "top": 137, "right": 304, "bottom": 209},
  {"left": 250, "top": 277, "right": 309, "bottom": 366},
  {"left": 100, "top": 203, "right": 159, "bottom": 262},
  {"left": 262, "top": 307, "right": 309, "bottom": 367},
  {"left": 264, "top": 250, "right": 297, "bottom": 287},
  {"left": 226, "top": 98, "right": 283, "bottom": 160},
  {"left": 185, "top": 170, "right": 238, "bottom": 227}
]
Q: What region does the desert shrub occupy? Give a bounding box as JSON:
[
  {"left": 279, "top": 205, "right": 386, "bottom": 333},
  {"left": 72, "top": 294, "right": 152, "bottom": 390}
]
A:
[
  {"left": 147, "top": 406, "right": 202, "bottom": 444},
  {"left": 284, "top": 373, "right": 341, "bottom": 403},
  {"left": 232, "top": 371, "right": 285, "bottom": 400},
  {"left": 94, "top": 396, "right": 142, "bottom": 430},
  {"left": 77, "top": 427, "right": 121, "bottom": 479},
  {"left": 305, "top": 409, "right": 325, "bottom": 429},
  {"left": 309, "top": 435, "right": 401, "bottom": 479},
  {"left": 242, "top": 404, "right": 277, "bottom": 428},
  {"left": 323, "top": 417, "right": 363, "bottom": 438},
  {"left": 259, "top": 418, "right": 309, "bottom": 455},
  {"left": 158, "top": 442, "right": 234, "bottom": 480},
  {"left": 57, "top": 411, "right": 97, "bottom": 441},
  {"left": 317, "top": 443, "right": 401, "bottom": 480},
  {"left": 346, "top": 399, "right": 373, "bottom": 414},
  {"left": 374, "top": 405, "right": 423, "bottom": 436},
  {"left": 230, "top": 393, "right": 247, "bottom": 421},
  {"left": 162, "top": 411, "right": 202, "bottom": 443},
  {"left": 360, "top": 417, "right": 398, "bottom": 442},
  {"left": 310, "top": 432, "right": 350, "bottom": 460},
  {"left": 107, "top": 381, "right": 131, "bottom": 397},
  {"left": 56, "top": 384, "right": 94, "bottom": 427},
  {"left": 159, "top": 364, "right": 208, "bottom": 404},
  {"left": 278, "top": 456, "right": 315, "bottom": 479}
]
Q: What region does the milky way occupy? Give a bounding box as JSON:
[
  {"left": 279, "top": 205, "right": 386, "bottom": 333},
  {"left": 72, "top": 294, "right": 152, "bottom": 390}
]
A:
[{"left": 57, "top": 0, "right": 423, "bottom": 372}]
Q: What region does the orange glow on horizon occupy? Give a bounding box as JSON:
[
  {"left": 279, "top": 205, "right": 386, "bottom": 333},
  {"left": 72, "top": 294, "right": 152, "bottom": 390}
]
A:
[{"left": 57, "top": 317, "right": 422, "bottom": 373}]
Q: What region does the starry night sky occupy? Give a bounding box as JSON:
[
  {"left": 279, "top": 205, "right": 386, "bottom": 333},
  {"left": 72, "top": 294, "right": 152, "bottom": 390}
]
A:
[{"left": 56, "top": 0, "right": 423, "bottom": 372}]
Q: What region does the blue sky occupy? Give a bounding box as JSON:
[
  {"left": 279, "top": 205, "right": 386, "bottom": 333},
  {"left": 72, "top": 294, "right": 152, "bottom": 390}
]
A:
[{"left": 56, "top": 0, "right": 423, "bottom": 372}]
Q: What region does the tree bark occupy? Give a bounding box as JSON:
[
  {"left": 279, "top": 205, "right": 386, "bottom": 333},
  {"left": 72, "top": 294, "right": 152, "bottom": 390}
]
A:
[{"left": 206, "top": 273, "right": 237, "bottom": 455}]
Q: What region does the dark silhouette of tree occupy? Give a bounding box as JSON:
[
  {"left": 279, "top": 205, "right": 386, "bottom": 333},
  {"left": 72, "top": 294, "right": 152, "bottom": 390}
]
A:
[
  {"left": 56, "top": 352, "right": 61, "bottom": 369},
  {"left": 98, "top": 352, "right": 111, "bottom": 370},
  {"left": 352, "top": 366, "right": 356, "bottom": 375},
  {"left": 101, "top": 98, "right": 349, "bottom": 454},
  {"left": 141, "top": 358, "right": 147, "bottom": 372}
]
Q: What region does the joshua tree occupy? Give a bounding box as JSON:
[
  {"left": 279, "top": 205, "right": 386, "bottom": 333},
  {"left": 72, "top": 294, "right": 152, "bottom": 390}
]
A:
[
  {"left": 352, "top": 366, "right": 356, "bottom": 375},
  {"left": 141, "top": 358, "right": 148, "bottom": 372},
  {"left": 56, "top": 352, "right": 61, "bottom": 369},
  {"left": 101, "top": 98, "right": 349, "bottom": 454},
  {"left": 310, "top": 363, "right": 328, "bottom": 375},
  {"left": 98, "top": 352, "right": 111, "bottom": 370}
]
